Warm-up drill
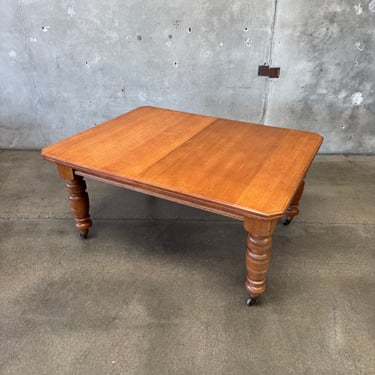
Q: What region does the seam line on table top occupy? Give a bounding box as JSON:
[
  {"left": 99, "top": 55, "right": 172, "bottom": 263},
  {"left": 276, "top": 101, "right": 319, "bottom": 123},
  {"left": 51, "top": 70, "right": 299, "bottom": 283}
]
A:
[
  {"left": 73, "top": 121, "right": 288, "bottom": 219},
  {"left": 135, "top": 118, "right": 221, "bottom": 177},
  {"left": 135, "top": 118, "right": 282, "bottom": 195},
  {"left": 80, "top": 121, "right": 296, "bottom": 217}
]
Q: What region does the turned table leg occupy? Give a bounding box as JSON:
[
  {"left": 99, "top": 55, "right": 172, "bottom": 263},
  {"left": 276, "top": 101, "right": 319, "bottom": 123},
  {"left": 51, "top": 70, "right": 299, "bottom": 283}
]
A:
[
  {"left": 57, "top": 165, "right": 92, "bottom": 239},
  {"left": 244, "top": 218, "right": 277, "bottom": 306},
  {"left": 284, "top": 179, "right": 305, "bottom": 225}
]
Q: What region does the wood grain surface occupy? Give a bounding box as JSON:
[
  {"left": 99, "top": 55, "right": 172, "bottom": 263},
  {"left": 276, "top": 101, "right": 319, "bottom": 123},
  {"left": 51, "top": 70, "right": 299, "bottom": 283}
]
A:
[{"left": 42, "top": 106, "right": 323, "bottom": 220}]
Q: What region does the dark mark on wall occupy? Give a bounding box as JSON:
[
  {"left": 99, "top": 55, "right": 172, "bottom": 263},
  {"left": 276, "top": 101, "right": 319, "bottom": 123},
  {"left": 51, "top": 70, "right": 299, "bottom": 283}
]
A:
[
  {"left": 258, "top": 64, "right": 280, "bottom": 78},
  {"left": 137, "top": 35, "right": 143, "bottom": 41}
]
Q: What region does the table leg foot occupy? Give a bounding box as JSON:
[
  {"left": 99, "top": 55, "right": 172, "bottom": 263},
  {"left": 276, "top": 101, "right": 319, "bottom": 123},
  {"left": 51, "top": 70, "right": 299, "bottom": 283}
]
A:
[
  {"left": 283, "top": 218, "right": 292, "bottom": 226},
  {"left": 80, "top": 232, "right": 89, "bottom": 240},
  {"left": 244, "top": 218, "right": 277, "bottom": 304},
  {"left": 284, "top": 179, "right": 305, "bottom": 225},
  {"left": 246, "top": 296, "right": 257, "bottom": 306}
]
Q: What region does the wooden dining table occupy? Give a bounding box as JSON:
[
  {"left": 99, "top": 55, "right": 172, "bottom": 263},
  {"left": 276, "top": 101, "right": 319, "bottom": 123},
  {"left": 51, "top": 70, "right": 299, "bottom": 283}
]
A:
[{"left": 41, "top": 106, "right": 323, "bottom": 305}]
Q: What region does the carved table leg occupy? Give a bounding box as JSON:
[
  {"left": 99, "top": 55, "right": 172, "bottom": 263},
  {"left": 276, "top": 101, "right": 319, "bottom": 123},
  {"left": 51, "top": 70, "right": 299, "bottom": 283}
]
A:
[
  {"left": 284, "top": 179, "right": 305, "bottom": 225},
  {"left": 57, "top": 165, "right": 92, "bottom": 239},
  {"left": 244, "top": 218, "right": 277, "bottom": 306}
]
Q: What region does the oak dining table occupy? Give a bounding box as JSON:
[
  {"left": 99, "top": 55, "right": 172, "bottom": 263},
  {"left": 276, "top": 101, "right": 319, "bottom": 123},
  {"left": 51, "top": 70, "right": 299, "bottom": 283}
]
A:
[{"left": 41, "top": 106, "right": 323, "bottom": 305}]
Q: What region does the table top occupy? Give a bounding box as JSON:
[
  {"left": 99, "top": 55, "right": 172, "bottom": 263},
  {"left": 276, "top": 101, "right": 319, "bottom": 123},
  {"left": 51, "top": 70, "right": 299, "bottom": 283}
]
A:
[{"left": 42, "top": 106, "right": 323, "bottom": 220}]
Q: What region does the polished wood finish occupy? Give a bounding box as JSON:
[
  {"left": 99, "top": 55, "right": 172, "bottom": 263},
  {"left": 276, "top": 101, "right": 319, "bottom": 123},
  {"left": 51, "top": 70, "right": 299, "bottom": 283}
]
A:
[
  {"left": 42, "top": 106, "right": 323, "bottom": 220},
  {"left": 58, "top": 165, "right": 92, "bottom": 236},
  {"left": 244, "top": 218, "right": 277, "bottom": 298},
  {"left": 285, "top": 179, "right": 305, "bottom": 222},
  {"left": 42, "top": 106, "right": 323, "bottom": 303}
]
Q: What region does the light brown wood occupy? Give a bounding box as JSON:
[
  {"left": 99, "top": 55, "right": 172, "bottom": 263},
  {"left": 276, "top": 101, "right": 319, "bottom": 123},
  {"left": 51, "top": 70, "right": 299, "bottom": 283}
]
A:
[
  {"left": 41, "top": 106, "right": 323, "bottom": 304},
  {"left": 75, "top": 170, "right": 244, "bottom": 220},
  {"left": 42, "top": 106, "right": 323, "bottom": 220},
  {"left": 57, "top": 164, "right": 74, "bottom": 180},
  {"left": 244, "top": 218, "right": 277, "bottom": 299},
  {"left": 58, "top": 165, "right": 92, "bottom": 237}
]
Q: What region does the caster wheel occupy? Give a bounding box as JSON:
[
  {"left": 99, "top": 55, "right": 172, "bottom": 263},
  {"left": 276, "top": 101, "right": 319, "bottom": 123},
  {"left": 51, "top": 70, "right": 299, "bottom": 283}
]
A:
[
  {"left": 283, "top": 218, "right": 292, "bottom": 226},
  {"left": 246, "top": 296, "right": 257, "bottom": 306},
  {"left": 80, "top": 232, "right": 88, "bottom": 240}
]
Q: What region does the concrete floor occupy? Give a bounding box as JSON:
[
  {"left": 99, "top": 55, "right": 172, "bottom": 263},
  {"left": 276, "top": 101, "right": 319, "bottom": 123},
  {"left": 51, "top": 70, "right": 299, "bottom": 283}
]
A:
[{"left": 0, "top": 151, "right": 374, "bottom": 374}]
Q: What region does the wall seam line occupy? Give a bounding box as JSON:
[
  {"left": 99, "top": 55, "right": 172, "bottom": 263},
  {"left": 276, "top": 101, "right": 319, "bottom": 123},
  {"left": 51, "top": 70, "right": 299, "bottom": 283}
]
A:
[{"left": 260, "top": 0, "right": 279, "bottom": 124}]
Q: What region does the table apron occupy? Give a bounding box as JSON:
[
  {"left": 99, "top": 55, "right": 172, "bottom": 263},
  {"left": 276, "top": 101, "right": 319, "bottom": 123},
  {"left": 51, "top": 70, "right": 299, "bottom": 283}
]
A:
[{"left": 75, "top": 170, "right": 250, "bottom": 221}]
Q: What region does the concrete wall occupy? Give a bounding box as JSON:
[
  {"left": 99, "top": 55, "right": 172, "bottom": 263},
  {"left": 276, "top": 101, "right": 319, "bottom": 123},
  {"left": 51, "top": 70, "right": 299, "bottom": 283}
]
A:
[{"left": 0, "top": 0, "right": 374, "bottom": 153}]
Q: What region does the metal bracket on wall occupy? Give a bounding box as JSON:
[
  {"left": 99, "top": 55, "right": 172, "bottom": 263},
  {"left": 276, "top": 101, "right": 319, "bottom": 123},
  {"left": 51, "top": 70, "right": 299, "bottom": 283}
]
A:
[{"left": 258, "top": 64, "right": 280, "bottom": 78}]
